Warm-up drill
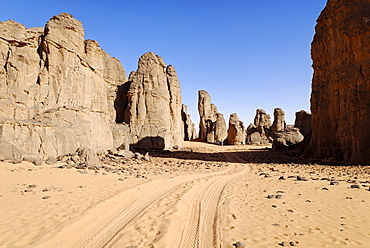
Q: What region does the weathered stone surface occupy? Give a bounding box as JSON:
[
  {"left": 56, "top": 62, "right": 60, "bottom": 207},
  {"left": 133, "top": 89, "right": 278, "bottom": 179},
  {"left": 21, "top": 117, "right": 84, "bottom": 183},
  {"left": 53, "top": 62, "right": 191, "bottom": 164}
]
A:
[
  {"left": 246, "top": 109, "right": 272, "bottom": 145},
  {"left": 77, "top": 147, "right": 101, "bottom": 168},
  {"left": 181, "top": 104, "right": 197, "bottom": 141},
  {"left": 227, "top": 113, "right": 245, "bottom": 145},
  {"left": 271, "top": 108, "right": 286, "bottom": 135},
  {"left": 0, "top": 13, "right": 129, "bottom": 159},
  {"left": 309, "top": 0, "right": 370, "bottom": 163},
  {"left": 273, "top": 126, "right": 304, "bottom": 150},
  {"left": 197, "top": 90, "right": 226, "bottom": 143},
  {"left": 214, "top": 113, "right": 227, "bottom": 144},
  {"left": 294, "top": 110, "right": 311, "bottom": 138},
  {"left": 123, "top": 52, "right": 183, "bottom": 150},
  {"left": 198, "top": 90, "right": 216, "bottom": 142}
]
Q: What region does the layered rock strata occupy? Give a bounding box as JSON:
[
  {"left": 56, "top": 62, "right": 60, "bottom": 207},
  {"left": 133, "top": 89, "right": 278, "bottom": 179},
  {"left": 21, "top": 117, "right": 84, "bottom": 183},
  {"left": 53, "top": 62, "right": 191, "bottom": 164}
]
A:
[
  {"left": 0, "top": 13, "right": 129, "bottom": 160},
  {"left": 123, "top": 52, "right": 183, "bottom": 150},
  {"left": 197, "top": 90, "right": 226, "bottom": 143},
  {"left": 309, "top": 0, "right": 370, "bottom": 163},
  {"left": 181, "top": 104, "right": 197, "bottom": 141},
  {"left": 227, "top": 113, "right": 245, "bottom": 145}
]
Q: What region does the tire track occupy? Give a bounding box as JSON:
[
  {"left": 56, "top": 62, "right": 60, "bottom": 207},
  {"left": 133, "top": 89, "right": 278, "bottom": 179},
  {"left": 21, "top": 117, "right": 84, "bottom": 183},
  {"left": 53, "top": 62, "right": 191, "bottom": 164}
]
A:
[
  {"left": 36, "top": 162, "right": 241, "bottom": 248},
  {"left": 178, "top": 162, "right": 249, "bottom": 248}
]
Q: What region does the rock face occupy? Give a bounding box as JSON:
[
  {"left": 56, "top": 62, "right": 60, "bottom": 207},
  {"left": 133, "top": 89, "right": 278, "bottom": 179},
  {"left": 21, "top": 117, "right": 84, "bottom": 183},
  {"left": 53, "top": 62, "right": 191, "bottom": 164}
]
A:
[
  {"left": 309, "top": 0, "right": 370, "bottom": 163},
  {"left": 214, "top": 113, "right": 228, "bottom": 144},
  {"left": 123, "top": 52, "right": 183, "bottom": 150},
  {"left": 273, "top": 126, "right": 304, "bottom": 150},
  {"left": 246, "top": 109, "right": 272, "bottom": 145},
  {"left": 294, "top": 110, "right": 311, "bottom": 138},
  {"left": 181, "top": 104, "right": 197, "bottom": 141},
  {"left": 227, "top": 113, "right": 245, "bottom": 145},
  {"left": 0, "top": 13, "right": 129, "bottom": 160},
  {"left": 271, "top": 108, "right": 286, "bottom": 135},
  {"left": 197, "top": 90, "right": 226, "bottom": 143}
]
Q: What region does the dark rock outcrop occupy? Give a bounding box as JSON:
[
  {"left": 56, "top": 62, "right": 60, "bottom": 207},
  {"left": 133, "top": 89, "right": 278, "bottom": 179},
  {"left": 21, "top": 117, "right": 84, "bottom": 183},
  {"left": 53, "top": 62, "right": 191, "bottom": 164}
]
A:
[
  {"left": 309, "top": 0, "right": 370, "bottom": 163},
  {"left": 294, "top": 110, "right": 311, "bottom": 139}
]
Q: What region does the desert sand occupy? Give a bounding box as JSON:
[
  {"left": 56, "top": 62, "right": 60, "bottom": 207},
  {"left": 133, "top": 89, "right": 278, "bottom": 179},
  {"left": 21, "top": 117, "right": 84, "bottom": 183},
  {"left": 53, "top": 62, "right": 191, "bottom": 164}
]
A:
[{"left": 1, "top": 141, "right": 370, "bottom": 248}]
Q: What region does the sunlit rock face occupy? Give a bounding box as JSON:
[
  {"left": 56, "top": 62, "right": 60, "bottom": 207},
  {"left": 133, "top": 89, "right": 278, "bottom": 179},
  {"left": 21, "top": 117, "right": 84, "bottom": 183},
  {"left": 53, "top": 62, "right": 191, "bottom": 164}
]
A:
[
  {"left": 197, "top": 90, "right": 226, "bottom": 143},
  {"left": 271, "top": 108, "right": 286, "bottom": 136},
  {"left": 246, "top": 109, "right": 272, "bottom": 145},
  {"left": 227, "top": 113, "right": 245, "bottom": 145},
  {"left": 309, "top": 0, "right": 370, "bottom": 163},
  {"left": 124, "top": 52, "right": 183, "bottom": 150},
  {"left": 0, "top": 13, "right": 129, "bottom": 159}
]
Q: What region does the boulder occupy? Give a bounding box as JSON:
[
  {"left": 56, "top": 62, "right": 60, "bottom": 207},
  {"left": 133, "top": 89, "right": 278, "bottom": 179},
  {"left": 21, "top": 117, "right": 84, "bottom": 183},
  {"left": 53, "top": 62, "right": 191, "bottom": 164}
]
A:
[
  {"left": 123, "top": 52, "right": 183, "bottom": 150},
  {"left": 227, "top": 113, "right": 245, "bottom": 145},
  {"left": 273, "top": 126, "right": 304, "bottom": 150},
  {"left": 309, "top": 0, "right": 370, "bottom": 163}
]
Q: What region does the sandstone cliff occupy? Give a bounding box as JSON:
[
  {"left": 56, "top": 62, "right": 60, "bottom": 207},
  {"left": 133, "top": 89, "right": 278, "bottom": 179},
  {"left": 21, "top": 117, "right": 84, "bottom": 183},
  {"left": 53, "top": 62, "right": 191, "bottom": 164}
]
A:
[
  {"left": 309, "top": 0, "right": 370, "bottom": 163},
  {"left": 0, "top": 13, "right": 130, "bottom": 160},
  {"left": 123, "top": 52, "right": 183, "bottom": 150}
]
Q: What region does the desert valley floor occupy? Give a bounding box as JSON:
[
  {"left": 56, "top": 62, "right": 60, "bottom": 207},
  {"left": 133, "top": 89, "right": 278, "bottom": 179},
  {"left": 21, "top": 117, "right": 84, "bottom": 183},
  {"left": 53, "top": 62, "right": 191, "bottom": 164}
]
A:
[{"left": 1, "top": 141, "right": 370, "bottom": 248}]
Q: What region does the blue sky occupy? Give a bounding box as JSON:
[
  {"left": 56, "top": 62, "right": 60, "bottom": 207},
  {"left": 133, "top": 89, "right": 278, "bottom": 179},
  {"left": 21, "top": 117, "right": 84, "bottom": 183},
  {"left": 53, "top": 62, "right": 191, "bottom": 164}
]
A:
[{"left": 2, "top": 0, "right": 327, "bottom": 126}]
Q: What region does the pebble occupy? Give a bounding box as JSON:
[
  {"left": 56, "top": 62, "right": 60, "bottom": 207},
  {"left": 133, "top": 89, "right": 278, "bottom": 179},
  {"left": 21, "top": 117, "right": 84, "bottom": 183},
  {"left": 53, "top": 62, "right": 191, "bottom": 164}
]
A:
[
  {"left": 350, "top": 184, "right": 360, "bottom": 188},
  {"left": 330, "top": 181, "right": 340, "bottom": 185},
  {"left": 279, "top": 176, "right": 286, "bottom": 180},
  {"left": 42, "top": 196, "right": 51, "bottom": 200},
  {"left": 322, "top": 187, "right": 329, "bottom": 190},
  {"left": 233, "top": 242, "right": 246, "bottom": 248}
]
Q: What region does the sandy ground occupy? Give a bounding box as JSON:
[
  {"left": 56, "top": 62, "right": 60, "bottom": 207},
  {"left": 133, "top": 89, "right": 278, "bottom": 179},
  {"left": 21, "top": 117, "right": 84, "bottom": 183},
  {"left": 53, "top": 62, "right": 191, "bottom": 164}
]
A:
[{"left": 0, "top": 141, "right": 369, "bottom": 247}]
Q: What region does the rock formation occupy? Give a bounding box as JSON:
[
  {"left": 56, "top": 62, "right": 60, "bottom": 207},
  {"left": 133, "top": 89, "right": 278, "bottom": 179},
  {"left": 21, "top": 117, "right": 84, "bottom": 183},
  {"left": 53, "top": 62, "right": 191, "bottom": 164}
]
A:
[
  {"left": 123, "top": 52, "right": 183, "bottom": 150},
  {"left": 197, "top": 90, "right": 226, "bottom": 143},
  {"left": 309, "top": 0, "right": 370, "bottom": 163},
  {"left": 246, "top": 109, "right": 272, "bottom": 145},
  {"left": 271, "top": 108, "right": 286, "bottom": 135},
  {"left": 0, "top": 13, "right": 130, "bottom": 160},
  {"left": 227, "top": 113, "right": 245, "bottom": 145},
  {"left": 272, "top": 126, "right": 304, "bottom": 150},
  {"left": 214, "top": 113, "right": 228, "bottom": 144},
  {"left": 294, "top": 110, "right": 311, "bottom": 139},
  {"left": 181, "top": 104, "right": 197, "bottom": 141}
]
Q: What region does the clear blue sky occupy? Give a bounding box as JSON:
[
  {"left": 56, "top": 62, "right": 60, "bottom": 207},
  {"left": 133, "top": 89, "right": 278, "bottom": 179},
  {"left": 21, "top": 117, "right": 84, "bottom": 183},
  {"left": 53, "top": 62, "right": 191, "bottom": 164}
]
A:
[{"left": 2, "top": 0, "right": 327, "bottom": 126}]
